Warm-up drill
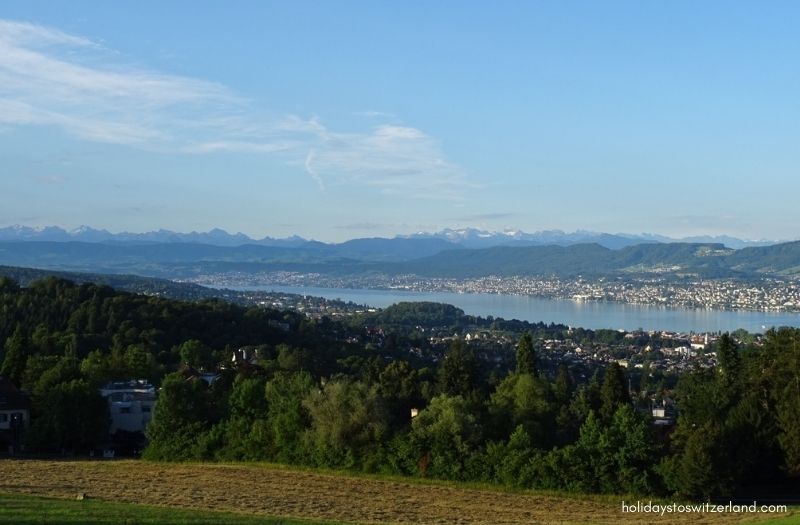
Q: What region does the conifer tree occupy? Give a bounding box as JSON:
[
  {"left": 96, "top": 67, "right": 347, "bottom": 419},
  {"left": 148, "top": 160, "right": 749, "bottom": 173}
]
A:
[{"left": 515, "top": 332, "right": 536, "bottom": 375}]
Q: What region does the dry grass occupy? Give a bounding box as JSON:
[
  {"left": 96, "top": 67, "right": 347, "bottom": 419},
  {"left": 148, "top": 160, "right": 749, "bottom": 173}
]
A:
[{"left": 0, "top": 459, "right": 796, "bottom": 525}]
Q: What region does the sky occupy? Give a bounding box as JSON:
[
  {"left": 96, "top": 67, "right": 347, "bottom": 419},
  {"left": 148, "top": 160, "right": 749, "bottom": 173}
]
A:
[{"left": 1, "top": 1, "right": 799, "bottom": 242}]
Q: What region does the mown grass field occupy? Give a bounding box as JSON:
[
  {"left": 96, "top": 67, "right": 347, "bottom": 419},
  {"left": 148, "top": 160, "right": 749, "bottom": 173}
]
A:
[
  {"left": 1, "top": 459, "right": 798, "bottom": 525},
  {"left": 0, "top": 492, "right": 342, "bottom": 525}
]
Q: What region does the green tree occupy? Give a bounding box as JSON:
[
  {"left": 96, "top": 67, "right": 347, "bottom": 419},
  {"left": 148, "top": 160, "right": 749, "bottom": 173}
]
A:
[
  {"left": 178, "top": 339, "right": 216, "bottom": 370},
  {"left": 303, "top": 379, "right": 389, "bottom": 469},
  {"left": 437, "top": 339, "right": 479, "bottom": 397},
  {"left": 488, "top": 372, "right": 554, "bottom": 445},
  {"left": 264, "top": 371, "right": 315, "bottom": 463},
  {"left": 1, "top": 326, "right": 29, "bottom": 386},
  {"left": 26, "top": 379, "right": 110, "bottom": 452},
  {"left": 539, "top": 405, "right": 659, "bottom": 494},
  {"left": 762, "top": 328, "right": 800, "bottom": 475},
  {"left": 144, "top": 372, "right": 215, "bottom": 460},
  {"left": 80, "top": 350, "right": 113, "bottom": 385},
  {"left": 123, "top": 344, "right": 160, "bottom": 381},
  {"left": 553, "top": 363, "right": 573, "bottom": 405},
  {"left": 716, "top": 333, "right": 740, "bottom": 388},
  {"left": 660, "top": 422, "right": 731, "bottom": 500},
  {"left": 515, "top": 332, "right": 536, "bottom": 375},
  {"left": 217, "top": 376, "right": 271, "bottom": 460},
  {"left": 378, "top": 360, "right": 421, "bottom": 428},
  {"left": 599, "top": 363, "right": 630, "bottom": 422},
  {"left": 406, "top": 394, "right": 482, "bottom": 480}
]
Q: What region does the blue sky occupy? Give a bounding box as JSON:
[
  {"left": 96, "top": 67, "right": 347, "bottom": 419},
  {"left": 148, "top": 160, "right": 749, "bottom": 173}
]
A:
[{"left": 1, "top": 1, "right": 799, "bottom": 241}]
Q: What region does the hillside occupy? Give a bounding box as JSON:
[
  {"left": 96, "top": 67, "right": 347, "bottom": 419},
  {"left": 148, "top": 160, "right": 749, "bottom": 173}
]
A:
[
  {"left": 0, "top": 265, "right": 220, "bottom": 299},
  {"left": 2, "top": 239, "right": 800, "bottom": 280}
]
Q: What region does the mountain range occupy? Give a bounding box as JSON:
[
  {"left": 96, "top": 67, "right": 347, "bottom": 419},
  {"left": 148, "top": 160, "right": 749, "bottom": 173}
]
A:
[
  {"left": 1, "top": 237, "right": 799, "bottom": 281},
  {"left": 0, "top": 225, "right": 785, "bottom": 250}
]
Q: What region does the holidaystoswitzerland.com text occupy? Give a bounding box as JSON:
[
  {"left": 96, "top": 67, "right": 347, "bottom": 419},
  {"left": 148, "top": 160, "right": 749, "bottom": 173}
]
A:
[{"left": 621, "top": 500, "right": 787, "bottom": 516}]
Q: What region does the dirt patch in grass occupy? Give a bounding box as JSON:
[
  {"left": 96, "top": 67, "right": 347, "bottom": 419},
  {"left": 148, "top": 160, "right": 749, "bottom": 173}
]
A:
[{"left": 0, "top": 460, "right": 793, "bottom": 525}]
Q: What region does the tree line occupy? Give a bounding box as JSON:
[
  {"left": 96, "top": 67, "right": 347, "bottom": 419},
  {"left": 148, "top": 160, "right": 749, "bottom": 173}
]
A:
[{"left": 1, "top": 276, "right": 799, "bottom": 500}]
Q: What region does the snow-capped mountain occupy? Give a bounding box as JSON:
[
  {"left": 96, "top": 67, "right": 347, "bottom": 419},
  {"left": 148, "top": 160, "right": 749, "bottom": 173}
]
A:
[
  {"left": 405, "top": 228, "right": 782, "bottom": 250},
  {"left": 0, "top": 224, "right": 784, "bottom": 250},
  {"left": 0, "top": 225, "right": 307, "bottom": 247}
]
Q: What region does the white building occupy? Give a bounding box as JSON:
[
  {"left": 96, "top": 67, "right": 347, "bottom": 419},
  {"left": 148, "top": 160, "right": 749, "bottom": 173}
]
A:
[{"left": 100, "top": 380, "right": 156, "bottom": 434}]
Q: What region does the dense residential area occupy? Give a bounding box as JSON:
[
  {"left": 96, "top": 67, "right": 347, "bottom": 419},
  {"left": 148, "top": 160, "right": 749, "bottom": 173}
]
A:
[
  {"left": 190, "top": 271, "right": 800, "bottom": 313},
  {"left": 1, "top": 275, "right": 799, "bottom": 501}
]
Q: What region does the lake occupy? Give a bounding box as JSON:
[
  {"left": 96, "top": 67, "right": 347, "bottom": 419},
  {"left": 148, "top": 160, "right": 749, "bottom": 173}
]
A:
[{"left": 236, "top": 285, "right": 800, "bottom": 333}]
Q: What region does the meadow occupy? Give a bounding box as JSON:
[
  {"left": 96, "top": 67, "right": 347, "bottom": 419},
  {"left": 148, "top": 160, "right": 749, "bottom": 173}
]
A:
[{"left": 1, "top": 460, "right": 798, "bottom": 525}]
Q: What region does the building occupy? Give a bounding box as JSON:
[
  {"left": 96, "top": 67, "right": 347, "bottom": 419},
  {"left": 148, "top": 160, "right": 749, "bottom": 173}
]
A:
[
  {"left": 99, "top": 380, "right": 156, "bottom": 434},
  {"left": 0, "top": 375, "right": 30, "bottom": 454}
]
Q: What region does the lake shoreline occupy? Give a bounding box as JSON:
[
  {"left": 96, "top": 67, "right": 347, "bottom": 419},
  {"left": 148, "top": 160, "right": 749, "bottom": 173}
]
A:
[{"left": 227, "top": 284, "right": 800, "bottom": 333}]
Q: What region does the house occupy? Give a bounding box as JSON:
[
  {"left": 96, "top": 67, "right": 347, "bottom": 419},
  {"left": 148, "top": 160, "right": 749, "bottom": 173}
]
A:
[
  {"left": 99, "top": 380, "right": 156, "bottom": 434},
  {"left": 178, "top": 365, "right": 220, "bottom": 385},
  {"left": 231, "top": 347, "right": 256, "bottom": 366},
  {"left": 0, "top": 375, "right": 30, "bottom": 454}
]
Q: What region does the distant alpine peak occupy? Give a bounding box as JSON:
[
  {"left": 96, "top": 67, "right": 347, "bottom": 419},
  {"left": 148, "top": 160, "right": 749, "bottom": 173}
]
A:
[
  {"left": 0, "top": 224, "right": 307, "bottom": 248},
  {"left": 0, "top": 224, "right": 787, "bottom": 250},
  {"left": 403, "top": 228, "right": 784, "bottom": 250}
]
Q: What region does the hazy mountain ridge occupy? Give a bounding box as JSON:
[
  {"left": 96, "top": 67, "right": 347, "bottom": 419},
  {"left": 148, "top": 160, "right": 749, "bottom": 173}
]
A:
[
  {"left": 0, "top": 224, "right": 784, "bottom": 250},
  {"left": 2, "top": 238, "right": 800, "bottom": 280},
  {"left": 0, "top": 225, "right": 307, "bottom": 247}
]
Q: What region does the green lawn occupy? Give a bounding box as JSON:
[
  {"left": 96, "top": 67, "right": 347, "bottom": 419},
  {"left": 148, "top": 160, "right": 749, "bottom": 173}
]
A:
[
  {"left": 0, "top": 493, "right": 350, "bottom": 525},
  {"left": 758, "top": 517, "right": 800, "bottom": 525}
]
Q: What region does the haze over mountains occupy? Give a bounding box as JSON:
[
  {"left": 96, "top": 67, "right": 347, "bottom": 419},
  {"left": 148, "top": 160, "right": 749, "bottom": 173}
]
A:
[
  {"left": 1, "top": 224, "right": 800, "bottom": 281},
  {"left": 0, "top": 225, "right": 784, "bottom": 250}
]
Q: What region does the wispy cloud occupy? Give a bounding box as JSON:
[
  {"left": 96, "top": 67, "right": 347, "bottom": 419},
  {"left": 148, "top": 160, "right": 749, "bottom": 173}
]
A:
[
  {"left": 27, "top": 174, "right": 67, "bottom": 186},
  {"left": 452, "top": 212, "right": 519, "bottom": 221},
  {"left": 354, "top": 110, "right": 397, "bottom": 119},
  {"left": 334, "top": 222, "right": 386, "bottom": 230},
  {"left": 303, "top": 124, "right": 465, "bottom": 199},
  {"left": 0, "top": 19, "right": 467, "bottom": 200}
]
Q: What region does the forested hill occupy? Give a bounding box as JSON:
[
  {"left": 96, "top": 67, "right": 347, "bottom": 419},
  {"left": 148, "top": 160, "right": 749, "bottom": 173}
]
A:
[
  {"left": 396, "top": 241, "right": 800, "bottom": 278},
  {"left": 2, "top": 239, "right": 800, "bottom": 279},
  {"left": 0, "top": 265, "right": 219, "bottom": 299}
]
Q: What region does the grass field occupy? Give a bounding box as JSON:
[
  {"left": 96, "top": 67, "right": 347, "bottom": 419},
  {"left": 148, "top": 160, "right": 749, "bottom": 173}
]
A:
[
  {"left": 1, "top": 459, "right": 798, "bottom": 525},
  {"left": 0, "top": 492, "right": 343, "bottom": 524}
]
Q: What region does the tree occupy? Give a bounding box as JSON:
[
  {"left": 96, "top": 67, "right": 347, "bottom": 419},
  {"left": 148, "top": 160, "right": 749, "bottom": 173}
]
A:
[
  {"left": 178, "top": 339, "right": 216, "bottom": 370},
  {"left": 554, "top": 363, "right": 573, "bottom": 405},
  {"left": 437, "top": 339, "right": 479, "bottom": 397},
  {"left": 264, "top": 371, "right": 314, "bottom": 463},
  {"left": 407, "top": 394, "right": 482, "bottom": 480},
  {"left": 143, "top": 372, "right": 215, "bottom": 460},
  {"left": 762, "top": 328, "right": 800, "bottom": 475},
  {"left": 32, "top": 356, "right": 81, "bottom": 396},
  {"left": 599, "top": 363, "right": 630, "bottom": 422},
  {"left": 488, "top": 372, "right": 554, "bottom": 445},
  {"left": 378, "top": 360, "right": 421, "bottom": 428},
  {"left": 1, "top": 326, "right": 28, "bottom": 386},
  {"left": 217, "top": 376, "right": 270, "bottom": 461},
  {"left": 660, "top": 422, "right": 731, "bottom": 500},
  {"left": 486, "top": 424, "right": 538, "bottom": 487},
  {"left": 303, "top": 379, "right": 389, "bottom": 469},
  {"left": 515, "top": 332, "right": 536, "bottom": 375},
  {"left": 124, "top": 344, "right": 160, "bottom": 381},
  {"left": 26, "top": 379, "right": 109, "bottom": 452},
  {"left": 80, "top": 350, "right": 113, "bottom": 385},
  {"left": 539, "top": 405, "right": 660, "bottom": 494},
  {"left": 716, "top": 333, "right": 740, "bottom": 388}
]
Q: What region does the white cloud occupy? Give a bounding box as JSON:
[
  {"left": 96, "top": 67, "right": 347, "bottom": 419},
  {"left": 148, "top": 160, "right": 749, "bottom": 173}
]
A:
[
  {"left": 0, "top": 19, "right": 467, "bottom": 200},
  {"left": 302, "top": 124, "right": 465, "bottom": 200}
]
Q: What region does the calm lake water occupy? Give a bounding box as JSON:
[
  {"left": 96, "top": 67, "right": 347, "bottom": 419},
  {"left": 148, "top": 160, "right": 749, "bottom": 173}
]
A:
[{"left": 237, "top": 285, "right": 800, "bottom": 333}]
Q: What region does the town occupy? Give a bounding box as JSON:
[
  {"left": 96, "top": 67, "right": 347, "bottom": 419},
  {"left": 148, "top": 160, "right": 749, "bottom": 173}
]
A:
[{"left": 187, "top": 271, "right": 800, "bottom": 313}]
